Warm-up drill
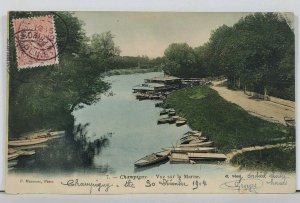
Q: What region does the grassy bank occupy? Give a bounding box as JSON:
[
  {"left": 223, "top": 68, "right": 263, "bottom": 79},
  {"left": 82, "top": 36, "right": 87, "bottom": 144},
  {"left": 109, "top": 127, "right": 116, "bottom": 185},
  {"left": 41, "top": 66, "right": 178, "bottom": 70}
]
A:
[
  {"left": 166, "top": 86, "right": 295, "bottom": 154},
  {"left": 106, "top": 67, "right": 162, "bottom": 76},
  {"left": 230, "top": 146, "right": 295, "bottom": 171}
]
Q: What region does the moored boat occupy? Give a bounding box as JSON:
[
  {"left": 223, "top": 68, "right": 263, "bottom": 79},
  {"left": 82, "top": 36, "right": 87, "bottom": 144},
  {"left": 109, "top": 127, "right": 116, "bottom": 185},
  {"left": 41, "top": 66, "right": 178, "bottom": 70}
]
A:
[
  {"left": 177, "top": 140, "right": 212, "bottom": 147},
  {"left": 179, "top": 136, "right": 206, "bottom": 144},
  {"left": 184, "top": 130, "right": 200, "bottom": 135},
  {"left": 157, "top": 117, "right": 170, "bottom": 124},
  {"left": 134, "top": 150, "right": 170, "bottom": 167},
  {"left": 157, "top": 117, "right": 176, "bottom": 124},
  {"left": 13, "top": 143, "right": 48, "bottom": 151},
  {"left": 8, "top": 160, "right": 18, "bottom": 168},
  {"left": 284, "top": 117, "right": 295, "bottom": 128},
  {"left": 176, "top": 120, "right": 187, "bottom": 127},
  {"left": 8, "top": 153, "right": 20, "bottom": 161},
  {"left": 168, "top": 117, "right": 176, "bottom": 124},
  {"left": 20, "top": 150, "right": 36, "bottom": 156},
  {"left": 155, "top": 102, "right": 165, "bottom": 108},
  {"left": 19, "top": 129, "right": 51, "bottom": 140},
  {"left": 188, "top": 152, "right": 227, "bottom": 161},
  {"left": 168, "top": 110, "right": 176, "bottom": 116},
  {"left": 162, "top": 147, "right": 216, "bottom": 153},
  {"left": 160, "top": 108, "right": 170, "bottom": 115},
  {"left": 178, "top": 141, "right": 213, "bottom": 148},
  {"left": 8, "top": 137, "right": 49, "bottom": 147}
]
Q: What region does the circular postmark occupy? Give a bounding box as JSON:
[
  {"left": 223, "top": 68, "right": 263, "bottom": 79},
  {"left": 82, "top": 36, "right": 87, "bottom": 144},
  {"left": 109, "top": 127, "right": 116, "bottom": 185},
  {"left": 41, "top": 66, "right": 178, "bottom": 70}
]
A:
[
  {"left": 7, "top": 12, "right": 69, "bottom": 83},
  {"left": 14, "top": 15, "right": 59, "bottom": 65}
]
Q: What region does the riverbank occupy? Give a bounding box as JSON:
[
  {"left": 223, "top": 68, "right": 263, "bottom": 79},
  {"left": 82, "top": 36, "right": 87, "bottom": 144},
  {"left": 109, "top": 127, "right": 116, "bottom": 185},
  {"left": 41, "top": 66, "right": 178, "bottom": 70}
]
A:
[
  {"left": 211, "top": 80, "right": 295, "bottom": 124},
  {"left": 165, "top": 85, "right": 295, "bottom": 171},
  {"left": 106, "top": 67, "right": 162, "bottom": 76},
  {"left": 230, "top": 145, "right": 295, "bottom": 171}
]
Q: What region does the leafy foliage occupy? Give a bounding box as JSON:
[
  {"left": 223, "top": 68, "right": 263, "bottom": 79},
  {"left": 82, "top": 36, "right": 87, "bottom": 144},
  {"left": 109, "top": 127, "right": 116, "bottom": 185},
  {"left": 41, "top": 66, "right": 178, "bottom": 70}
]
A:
[
  {"left": 163, "top": 13, "right": 295, "bottom": 100},
  {"left": 163, "top": 43, "right": 197, "bottom": 77},
  {"left": 109, "top": 55, "right": 166, "bottom": 70},
  {"left": 8, "top": 12, "right": 118, "bottom": 137}
]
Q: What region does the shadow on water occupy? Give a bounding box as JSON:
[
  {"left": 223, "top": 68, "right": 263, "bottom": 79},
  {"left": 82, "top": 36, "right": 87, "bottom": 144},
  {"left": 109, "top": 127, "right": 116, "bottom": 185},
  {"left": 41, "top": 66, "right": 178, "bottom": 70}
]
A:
[
  {"left": 133, "top": 159, "right": 170, "bottom": 173},
  {"left": 12, "top": 123, "right": 115, "bottom": 175}
]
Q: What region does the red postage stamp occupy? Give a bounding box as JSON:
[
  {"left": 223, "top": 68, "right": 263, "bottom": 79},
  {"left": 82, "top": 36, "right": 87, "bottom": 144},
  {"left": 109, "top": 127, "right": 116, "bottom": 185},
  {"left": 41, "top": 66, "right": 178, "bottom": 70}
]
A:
[{"left": 12, "top": 15, "right": 59, "bottom": 69}]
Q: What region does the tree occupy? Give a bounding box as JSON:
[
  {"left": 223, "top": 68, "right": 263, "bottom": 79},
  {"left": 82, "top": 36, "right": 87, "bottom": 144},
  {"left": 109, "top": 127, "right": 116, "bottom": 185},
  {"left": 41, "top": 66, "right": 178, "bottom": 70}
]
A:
[
  {"left": 8, "top": 12, "right": 119, "bottom": 137},
  {"left": 205, "top": 13, "right": 294, "bottom": 99},
  {"left": 163, "top": 43, "right": 197, "bottom": 77},
  {"left": 90, "top": 31, "right": 120, "bottom": 67}
]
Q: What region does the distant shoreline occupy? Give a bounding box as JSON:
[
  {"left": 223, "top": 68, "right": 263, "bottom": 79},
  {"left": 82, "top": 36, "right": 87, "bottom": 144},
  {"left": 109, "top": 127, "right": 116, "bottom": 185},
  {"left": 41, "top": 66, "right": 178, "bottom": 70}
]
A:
[{"left": 105, "top": 67, "right": 162, "bottom": 76}]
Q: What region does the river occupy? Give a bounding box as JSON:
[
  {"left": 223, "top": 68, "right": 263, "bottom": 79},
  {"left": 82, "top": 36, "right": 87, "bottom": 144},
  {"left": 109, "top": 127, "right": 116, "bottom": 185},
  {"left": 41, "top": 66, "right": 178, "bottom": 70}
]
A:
[
  {"left": 72, "top": 72, "right": 237, "bottom": 176},
  {"left": 11, "top": 72, "right": 237, "bottom": 177}
]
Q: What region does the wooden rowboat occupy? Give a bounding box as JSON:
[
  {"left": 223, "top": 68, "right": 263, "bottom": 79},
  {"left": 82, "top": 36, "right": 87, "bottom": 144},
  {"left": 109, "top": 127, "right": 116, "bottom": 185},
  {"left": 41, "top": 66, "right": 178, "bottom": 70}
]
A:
[
  {"left": 178, "top": 141, "right": 213, "bottom": 148},
  {"left": 157, "top": 117, "right": 176, "bottom": 124},
  {"left": 179, "top": 136, "right": 207, "bottom": 144},
  {"left": 184, "top": 130, "right": 200, "bottom": 135},
  {"left": 162, "top": 147, "right": 216, "bottom": 153},
  {"left": 188, "top": 139, "right": 205, "bottom": 144},
  {"left": 157, "top": 117, "right": 170, "bottom": 124},
  {"left": 284, "top": 117, "right": 295, "bottom": 128},
  {"left": 160, "top": 109, "right": 170, "bottom": 115},
  {"left": 8, "top": 153, "right": 20, "bottom": 161},
  {"left": 8, "top": 137, "right": 49, "bottom": 147},
  {"left": 180, "top": 132, "right": 203, "bottom": 141},
  {"left": 7, "top": 149, "right": 35, "bottom": 160},
  {"left": 134, "top": 150, "right": 170, "bottom": 167},
  {"left": 168, "top": 110, "right": 176, "bottom": 116},
  {"left": 19, "top": 130, "right": 65, "bottom": 140},
  {"left": 13, "top": 143, "right": 48, "bottom": 151},
  {"left": 8, "top": 160, "right": 18, "bottom": 168},
  {"left": 20, "top": 150, "right": 36, "bottom": 156},
  {"left": 188, "top": 153, "right": 227, "bottom": 161},
  {"left": 176, "top": 120, "right": 187, "bottom": 127},
  {"left": 19, "top": 129, "right": 51, "bottom": 140}
]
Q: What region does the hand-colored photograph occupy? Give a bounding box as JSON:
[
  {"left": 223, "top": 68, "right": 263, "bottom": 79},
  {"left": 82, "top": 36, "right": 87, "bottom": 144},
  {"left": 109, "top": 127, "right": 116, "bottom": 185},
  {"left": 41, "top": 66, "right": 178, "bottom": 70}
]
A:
[{"left": 6, "top": 11, "right": 295, "bottom": 194}]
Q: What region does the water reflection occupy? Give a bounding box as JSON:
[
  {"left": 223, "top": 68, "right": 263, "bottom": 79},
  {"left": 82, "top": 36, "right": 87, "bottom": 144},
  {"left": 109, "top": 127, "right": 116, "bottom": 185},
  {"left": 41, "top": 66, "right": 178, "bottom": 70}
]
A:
[
  {"left": 11, "top": 123, "right": 114, "bottom": 174},
  {"left": 134, "top": 158, "right": 170, "bottom": 173},
  {"left": 11, "top": 72, "right": 234, "bottom": 177}
]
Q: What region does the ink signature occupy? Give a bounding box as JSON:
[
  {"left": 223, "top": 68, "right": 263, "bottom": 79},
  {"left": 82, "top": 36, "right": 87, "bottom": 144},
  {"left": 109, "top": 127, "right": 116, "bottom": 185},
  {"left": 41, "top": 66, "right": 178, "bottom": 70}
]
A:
[
  {"left": 61, "top": 179, "right": 113, "bottom": 194},
  {"left": 220, "top": 178, "right": 263, "bottom": 193}
]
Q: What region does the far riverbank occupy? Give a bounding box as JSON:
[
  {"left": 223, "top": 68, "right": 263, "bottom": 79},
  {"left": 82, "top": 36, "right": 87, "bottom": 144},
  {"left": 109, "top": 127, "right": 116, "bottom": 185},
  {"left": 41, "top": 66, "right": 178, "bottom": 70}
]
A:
[{"left": 106, "top": 67, "right": 162, "bottom": 76}]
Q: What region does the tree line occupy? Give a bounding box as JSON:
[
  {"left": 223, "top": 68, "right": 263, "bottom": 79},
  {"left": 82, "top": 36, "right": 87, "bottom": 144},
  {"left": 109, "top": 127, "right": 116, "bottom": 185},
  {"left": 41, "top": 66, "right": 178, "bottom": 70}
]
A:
[
  {"left": 109, "top": 56, "right": 165, "bottom": 70},
  {"left": 8, "top": 12, "right": 121, "bottom": 137},
  {"left": 163, "top": 13, "right": 295, "bottom": 100},
  {"left": 8, "top": 12, "right": 295, "bottom": 137}
]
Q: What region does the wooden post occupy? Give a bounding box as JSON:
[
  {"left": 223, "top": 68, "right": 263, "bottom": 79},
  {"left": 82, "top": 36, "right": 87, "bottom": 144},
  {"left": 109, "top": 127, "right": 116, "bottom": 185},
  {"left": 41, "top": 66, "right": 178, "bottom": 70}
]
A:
[{"left": 264, "top": 87, "right": 268, "bottom": 100}]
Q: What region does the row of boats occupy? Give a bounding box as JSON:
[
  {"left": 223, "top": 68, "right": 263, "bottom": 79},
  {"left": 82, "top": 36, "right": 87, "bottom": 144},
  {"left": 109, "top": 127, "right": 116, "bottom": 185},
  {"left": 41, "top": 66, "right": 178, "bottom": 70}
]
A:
[
  {"left": 135, "top": 92, "right": 167, "bottom": 101},
  {"left": 157, "top": 108, "right": 187, "bottom": 127},
  {"left": 134, "top": 130, "right": 227, "bottom": 167},
  {"left": 8, "top": 129, "right": 65, "bottom": 170}
]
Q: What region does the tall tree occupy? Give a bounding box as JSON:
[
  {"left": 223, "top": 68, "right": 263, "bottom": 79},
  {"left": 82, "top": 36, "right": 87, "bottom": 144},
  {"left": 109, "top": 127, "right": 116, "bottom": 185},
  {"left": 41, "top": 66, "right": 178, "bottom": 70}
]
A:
[
  {"left": 8, "top": 12, "right": 119, "bottom": 137},
  {"left": 163, "top": 43, "right": 197, "bottom": 77}
]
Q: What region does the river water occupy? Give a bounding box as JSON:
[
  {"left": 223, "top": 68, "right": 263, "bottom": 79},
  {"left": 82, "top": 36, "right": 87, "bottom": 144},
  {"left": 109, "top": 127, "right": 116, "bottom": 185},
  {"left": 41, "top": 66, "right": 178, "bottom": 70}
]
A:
[{"left": 72, "top": 72, "right": 237, "bottom": 176}]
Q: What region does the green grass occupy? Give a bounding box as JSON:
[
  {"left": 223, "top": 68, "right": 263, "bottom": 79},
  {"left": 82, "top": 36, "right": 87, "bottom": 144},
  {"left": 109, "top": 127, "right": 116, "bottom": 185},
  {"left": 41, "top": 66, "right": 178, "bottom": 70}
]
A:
[
  {"left": 166, "top": 86, "right": 294, "bottom": 153},
  {"left": 230, "top": 146, "right": 296, "bottom": 172}
]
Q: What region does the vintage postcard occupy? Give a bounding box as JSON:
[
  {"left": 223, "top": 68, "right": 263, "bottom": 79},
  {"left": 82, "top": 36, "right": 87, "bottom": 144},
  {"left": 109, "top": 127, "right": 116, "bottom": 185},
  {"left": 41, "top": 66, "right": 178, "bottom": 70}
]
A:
[{"left": 5, "top": 11, "right": 296, "bottom": 194}]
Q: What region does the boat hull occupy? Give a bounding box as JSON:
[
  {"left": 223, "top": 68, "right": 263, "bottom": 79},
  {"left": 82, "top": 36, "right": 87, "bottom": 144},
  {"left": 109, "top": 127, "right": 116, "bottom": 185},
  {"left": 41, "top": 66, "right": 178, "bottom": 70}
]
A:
[
  {"left": 8, "top": 138, "right": 49, "bottom": 146},
  {"left": 134, "top": 151, "right": 170, "bottom": 167}
]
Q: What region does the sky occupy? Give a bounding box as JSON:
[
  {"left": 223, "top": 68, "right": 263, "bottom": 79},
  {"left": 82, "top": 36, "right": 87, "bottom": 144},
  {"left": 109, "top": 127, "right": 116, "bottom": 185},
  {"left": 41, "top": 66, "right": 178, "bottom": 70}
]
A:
[{"left": 74, "top": 12, "right": 293, "bottom": 58}]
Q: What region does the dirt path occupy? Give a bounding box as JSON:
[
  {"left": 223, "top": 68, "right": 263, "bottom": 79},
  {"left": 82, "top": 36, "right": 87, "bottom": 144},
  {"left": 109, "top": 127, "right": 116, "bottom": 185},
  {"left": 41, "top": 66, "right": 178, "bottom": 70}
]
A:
[
  {"left": 211, "top": 81, "right": 295, "bottom": 125},
  {"left": 226, "top": 143, "right": 295, "bottom": 163}
]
